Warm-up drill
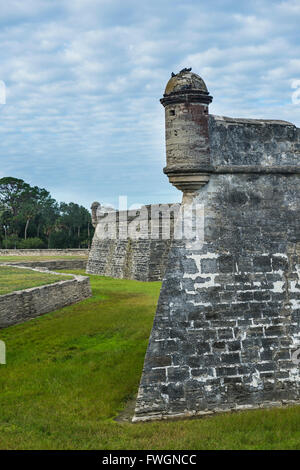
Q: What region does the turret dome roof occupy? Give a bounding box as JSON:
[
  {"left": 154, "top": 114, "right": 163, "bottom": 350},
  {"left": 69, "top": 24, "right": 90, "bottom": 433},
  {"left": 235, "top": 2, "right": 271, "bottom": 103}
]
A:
[{"left": 164, "top": 68, "right": 208, "bottom": 96}]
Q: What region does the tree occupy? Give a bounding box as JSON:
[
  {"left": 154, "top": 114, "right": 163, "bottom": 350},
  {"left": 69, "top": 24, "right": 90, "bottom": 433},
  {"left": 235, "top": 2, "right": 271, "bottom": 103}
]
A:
[
  {"left": 0, "top": 177, "right": 32, "bottom": 237},
  {"left": 0, "top": 208, "right": 12, "bottom": 248},
  {"left": 0, "top": 176, "right": 93, "bottom": 249},
  {"left": 58, "top": 202, "right": 92, "bottom": 248}
]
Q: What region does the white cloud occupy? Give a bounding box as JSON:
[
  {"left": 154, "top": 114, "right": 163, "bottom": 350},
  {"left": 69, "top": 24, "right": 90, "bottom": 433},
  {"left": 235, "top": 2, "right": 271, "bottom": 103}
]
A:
[
  {"left": 0, "top": 0, "right": 299, "bottom": 208},
  {"left": 278, "top": 0, "right": 300, "bottom": 14}
]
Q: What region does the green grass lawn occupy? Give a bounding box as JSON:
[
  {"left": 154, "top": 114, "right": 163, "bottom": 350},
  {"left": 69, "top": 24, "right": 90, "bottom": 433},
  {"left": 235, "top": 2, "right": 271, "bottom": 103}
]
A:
[
  {"left": 0, "top": 271, "right": 300, "bottom": 450},
  {"left": 0, "top": 266, "right": 73, "bottom": 296}
]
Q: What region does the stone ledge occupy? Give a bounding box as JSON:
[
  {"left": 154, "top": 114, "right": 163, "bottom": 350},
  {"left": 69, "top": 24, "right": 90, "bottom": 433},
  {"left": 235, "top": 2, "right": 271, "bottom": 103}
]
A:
[
  {"left": 0, "top": 249, "right": 89, "bottom": 257},
  {"left": 213, "top": 165, "right": 300, "bottom": 174},
  {"left": 212, "top": 115, "right": 296, "bottom": 127},
  {"left": 164, "top": 165, "right": 300, "bottom": 175},
  {"left": 132, "top": 399, "right": 300, "bottom": 422},
  {"left": 0, "top": 265, "right": 92, "bottom": 328},
  {"left": 4, "top": 259, "right": 87, "bottom": 270}
]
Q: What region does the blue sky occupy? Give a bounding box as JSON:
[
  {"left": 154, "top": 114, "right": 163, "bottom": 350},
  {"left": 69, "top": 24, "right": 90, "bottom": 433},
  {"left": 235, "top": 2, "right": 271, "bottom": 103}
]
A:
[{"left": 0, "top": 0, "right": 299, "bottom": 209}]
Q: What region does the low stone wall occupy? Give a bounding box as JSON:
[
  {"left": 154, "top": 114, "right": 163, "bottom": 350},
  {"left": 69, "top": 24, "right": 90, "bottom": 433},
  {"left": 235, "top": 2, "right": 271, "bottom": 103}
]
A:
[
  {"left": 0, "top": 249, "right": 89, "bottom": 257},
  {"left": 6, "top": 259, "right": 87, "bottom": 270},
  {"left": 0, "top": 266, "right": 92, "bottom": 328}
]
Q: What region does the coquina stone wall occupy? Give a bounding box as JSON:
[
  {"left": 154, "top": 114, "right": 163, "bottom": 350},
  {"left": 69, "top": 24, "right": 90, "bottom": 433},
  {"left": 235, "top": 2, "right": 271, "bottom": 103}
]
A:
[
  {"left": 0, "top": 266, "right": 92, "bottom": 328},
  {"left": 87, "top": 204, "right": 180, "bottom": 281},
  {"left": 0, "top": 249, "right": 89, "bottom": 257},
  {"left": 6, "top": 259, "right": 87, "bottom": 270},
  {"left": 134, "top": 69, "right": 300, "bottom": 421}
]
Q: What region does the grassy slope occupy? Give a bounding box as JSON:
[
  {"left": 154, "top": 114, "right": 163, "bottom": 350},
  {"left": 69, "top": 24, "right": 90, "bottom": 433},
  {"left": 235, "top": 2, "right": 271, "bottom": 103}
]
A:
[
  {"left": 0, "top": 266, "right": 73, "bottom": 295},
  {"left": 0, "top": 271, "right": 300, "bottom": 450}
]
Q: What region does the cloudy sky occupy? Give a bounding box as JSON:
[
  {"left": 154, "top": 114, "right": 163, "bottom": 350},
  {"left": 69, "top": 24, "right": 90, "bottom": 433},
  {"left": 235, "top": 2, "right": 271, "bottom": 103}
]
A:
[{"left": 0, "top": 0, "right": 299, "bottom": 209}]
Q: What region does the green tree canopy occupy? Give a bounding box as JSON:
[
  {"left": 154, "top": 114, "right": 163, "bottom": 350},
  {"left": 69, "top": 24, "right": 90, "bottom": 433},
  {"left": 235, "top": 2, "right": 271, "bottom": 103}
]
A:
[{"left": 0, "top": 177, "right": 93, "bottom": 249}]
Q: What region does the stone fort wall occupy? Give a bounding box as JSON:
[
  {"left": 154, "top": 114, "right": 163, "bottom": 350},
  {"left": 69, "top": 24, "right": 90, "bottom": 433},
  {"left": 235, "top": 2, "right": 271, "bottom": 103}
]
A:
[
  {"left": 134, "top": 69, "right": 300, "bottom": 421},
  {"left": 87, "top": 204, "right": 180, "bottom": 281},
  {"left": 209, "top": 115, "right": 300, "bottom": 169}
]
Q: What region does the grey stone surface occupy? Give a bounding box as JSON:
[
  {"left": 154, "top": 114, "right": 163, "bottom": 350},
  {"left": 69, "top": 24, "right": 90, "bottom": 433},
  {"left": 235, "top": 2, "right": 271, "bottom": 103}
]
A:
[
  {"left": 209, "top": 115, "right": 300, "bottom": 169},
  {"left": 0, "top": 266, "right": 92, "bottom": 328},
  {"left": 87, "top": 204, "right": 180, "bottom": 281},
  {"left": 134, "top": 70, "right": 300, "bottom": 422},
  {"left": 5, "top": 259, "right": 87, "bottom": 270}
]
